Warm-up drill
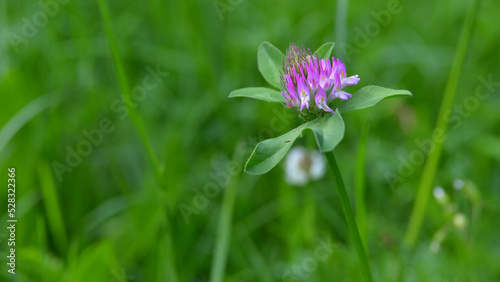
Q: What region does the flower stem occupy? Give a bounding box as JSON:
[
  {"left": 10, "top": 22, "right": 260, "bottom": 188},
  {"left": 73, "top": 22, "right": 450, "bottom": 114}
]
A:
[{"left": 325, "top": 152, "right": 373, "bottom": 282}]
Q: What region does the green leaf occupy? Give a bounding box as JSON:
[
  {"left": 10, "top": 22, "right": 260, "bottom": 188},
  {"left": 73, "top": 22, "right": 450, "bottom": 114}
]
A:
[
  {"left": 257, "top": 41, "right": 285, "bottom": 89},
  {"left": 337, "top": 86, "right": 413, "bottom": 112},
  {"left": 314, "top": 42, "right": 335, "bottom": 59},
  {"left": 244, "top": 111, "right": 345, "bottom": 175},
  {"left": 304, "top": 111, "right": 345, "bottom": 152},
  {"left": 228, "top": 87, "right": 284, "bottom": 103},
  {"left": 245, "top": 125, "right": 304, "bottom": 175},
  {"left": 38, "top": 161, "right": 67, "bottom": 253},
  {"left": 0, "top": 92, "right": 63, "bottom": 154}
]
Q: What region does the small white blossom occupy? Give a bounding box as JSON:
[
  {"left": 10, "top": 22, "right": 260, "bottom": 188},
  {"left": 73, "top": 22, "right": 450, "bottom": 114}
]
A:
[
  {"left": 285, "top": 146, "right": 326, "bottom": 186},
  {"left": 453, "top": 179, "right": 464, "bottom": 190},
  {"left": 309, "top": 151, "right": 326, "bottom": 180},
  {"left": 433, "top": 186, "right": 445, "bottom": 200}
]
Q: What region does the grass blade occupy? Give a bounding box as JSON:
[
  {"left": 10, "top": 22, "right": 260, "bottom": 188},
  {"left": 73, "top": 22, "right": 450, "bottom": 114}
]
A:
[
  {"left": 96, "top": 0, "right": 165, "bottom": 187},
  {"left": 404, "top": 0, "right": 480, "bottom": 247},
  {"left": 209, "top": 147, "right": 244, "bottom": 282},
  {"left": 0, "top": 93, "right": 61, "bottom": 154},
  {"left": 96, "top": 1, "right": 178, "bottom": 280},
  {"left": 38, "top": 161, "right": 67, "bottom": 253},
  {"left": 355, "top": 117, "right": 370, "bottom": 249}
]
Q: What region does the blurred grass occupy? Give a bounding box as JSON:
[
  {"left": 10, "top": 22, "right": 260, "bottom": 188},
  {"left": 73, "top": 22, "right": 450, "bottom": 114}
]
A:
[
  {"left": 0, "top": 93, "right": 60, "bottom": 154},
  {"left": 209, "top": 145, "right": 243, "bottom": 282},
  {"left": 97, "top": 0, "right": 178, "bottom": 280},
  {"left": 1, "top": 0, "right": 500, "bottom": 281},
  {"left": 38, "top": 161, "right": 67, "bottom": 254},
  {"left": 404, "top": 0, "right": 480, "bottom": 247},
  {"left": 355, "top": 117, "right": 369, "bottom": 249}
]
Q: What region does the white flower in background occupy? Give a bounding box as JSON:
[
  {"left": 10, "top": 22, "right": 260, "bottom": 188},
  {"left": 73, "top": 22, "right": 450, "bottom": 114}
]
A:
[
  {"left": 285, "top": 146, "right": 326, "bottom": 186},
  {"left": 433, "top": 186, "right": 451, "bottom": 207},
  {"left": 433, "top": 186, "right": 445, "bottom": 200},
  {"left": 453, "top": 179, "right": 464, "bottom": 190}
]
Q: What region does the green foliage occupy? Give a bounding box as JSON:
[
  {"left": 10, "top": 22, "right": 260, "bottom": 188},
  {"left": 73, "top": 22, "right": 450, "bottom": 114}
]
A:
[
  {"left": 314, "top": 42, "right": 335, "bottom": 59},
  {"left": 245, "top": 126, "right": 303, "bottom": 175},
  {"left": 228, "top": 87, "right": 284, "bottom": 103},
  {"left": 337, "top": 86, "right": 413, "bottom": 112},
  {"left": 245, "top": 111, "right": 345, "bottom": 175},
  {"left": 233, "top": 42, "right": 412, "bottom": 175},
  {"left": 1, "top": 0, "right": 500, "bottom": 281},
  {"left": 305, "top": 110, "right": 345, "bottom": 152},
  {"left": 257, "top": 41, "right": 285, "bottom": 89}
]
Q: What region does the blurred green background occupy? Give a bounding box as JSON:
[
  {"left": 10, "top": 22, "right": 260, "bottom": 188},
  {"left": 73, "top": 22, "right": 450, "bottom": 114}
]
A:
[{"left": 1, "top": 0, "right": 499, "bottom": 281}]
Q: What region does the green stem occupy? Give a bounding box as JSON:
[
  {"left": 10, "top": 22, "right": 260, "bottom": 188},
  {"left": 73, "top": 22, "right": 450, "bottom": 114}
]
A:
[
  {"left": 335, "top": 0, "right": 348, "bottom": 44},
  {"left": 403, "top": 0, "right": 479, "bottom": 247},
  {"left": 325, "top": 152, "right": 373, "bottom": 282},
  {"left": 355, "top": 118, "right": 370, "bottom": 250}
]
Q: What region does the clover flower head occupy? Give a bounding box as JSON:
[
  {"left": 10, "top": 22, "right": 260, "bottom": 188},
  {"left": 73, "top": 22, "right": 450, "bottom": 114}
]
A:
[
  {"left": 280, "top": 43, "right": 359, "bottom": 119},
  {"left": 229, "top": 41, "right": 412, "bottom": 177}
]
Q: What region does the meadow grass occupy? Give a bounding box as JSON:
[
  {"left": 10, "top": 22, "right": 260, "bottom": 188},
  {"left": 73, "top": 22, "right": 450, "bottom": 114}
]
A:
[
  {"left": 404, "top": 0, "right": 480, "bottom": 247},
  {"left": 1, "top": 0, "right": 499, "bottom": 281}
]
